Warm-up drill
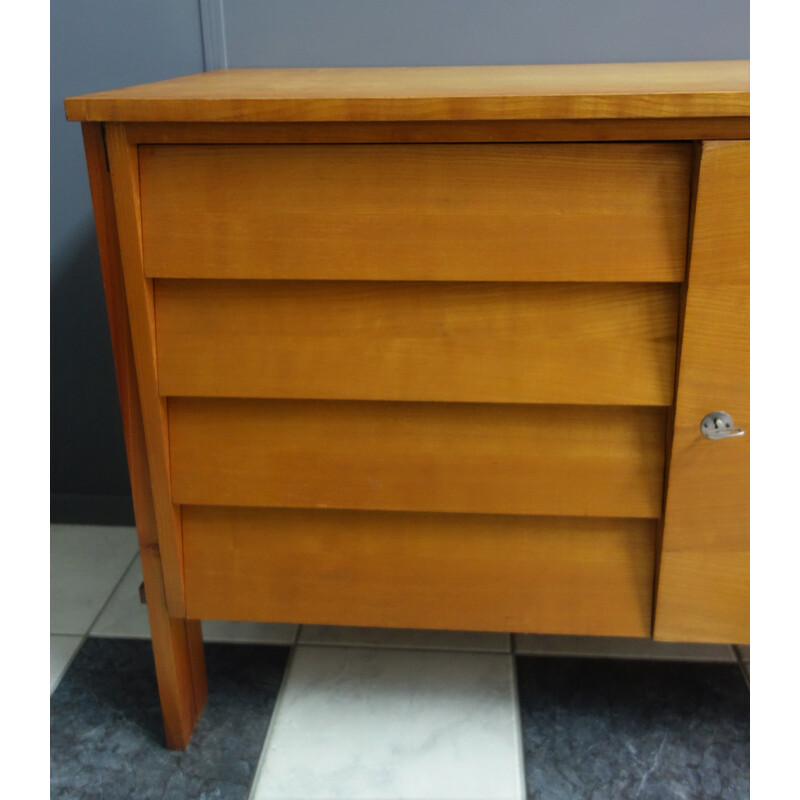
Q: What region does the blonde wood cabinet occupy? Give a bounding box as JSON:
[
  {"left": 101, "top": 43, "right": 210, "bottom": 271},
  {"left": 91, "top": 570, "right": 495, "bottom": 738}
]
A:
[{"left": 66, "top": 61, "right": 749, "bottom": 748}]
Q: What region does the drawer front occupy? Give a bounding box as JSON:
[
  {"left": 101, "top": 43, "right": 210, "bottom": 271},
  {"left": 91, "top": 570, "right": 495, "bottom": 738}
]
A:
[
  {"left": 169, "top": 398, "right": 666, "bottom": 518},
  {"left": 183, "top": 506, "right": 655, "bottom": 637},
  {"left": 156, "top": 280, "right": 679, "bottom": 406},
  {"left": 141, "top": 142, "right": 691, "bottom": 282}
]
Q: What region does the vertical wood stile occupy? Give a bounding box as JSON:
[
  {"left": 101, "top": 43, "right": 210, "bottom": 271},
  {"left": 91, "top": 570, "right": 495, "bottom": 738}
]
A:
[
  {"left": 103, "top": 123, "right": 186, "bottom": 617},
  {"left": 81, "top": 123, "right": 207, "bottom": 748}
]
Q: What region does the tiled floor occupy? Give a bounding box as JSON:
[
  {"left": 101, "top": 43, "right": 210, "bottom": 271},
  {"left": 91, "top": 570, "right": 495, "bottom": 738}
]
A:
[
  {"left": 516, "top": 657, "right": 749, "bottom": 799},
  {"left": 52, "top": 638, "right": 289, "bottom": 800},
  {"left": 51, "top": 525, "right": 750, "bottom": 799}
]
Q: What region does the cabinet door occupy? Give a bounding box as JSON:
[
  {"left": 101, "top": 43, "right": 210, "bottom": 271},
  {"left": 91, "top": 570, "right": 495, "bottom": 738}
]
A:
[{"left": 654, "top": 140, "right": 749, "bottom": 643}]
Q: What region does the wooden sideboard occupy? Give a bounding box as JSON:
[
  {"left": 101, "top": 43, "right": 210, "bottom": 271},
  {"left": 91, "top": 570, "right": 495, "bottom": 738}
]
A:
[{"left": 66, "top": 61, "right": 749, "bottom": 748}]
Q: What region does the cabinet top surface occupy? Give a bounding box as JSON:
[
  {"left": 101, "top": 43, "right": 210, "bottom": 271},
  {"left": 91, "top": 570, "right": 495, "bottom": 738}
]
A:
[{"left": 65, "top": 61, "right": 749, "bottom": 124}]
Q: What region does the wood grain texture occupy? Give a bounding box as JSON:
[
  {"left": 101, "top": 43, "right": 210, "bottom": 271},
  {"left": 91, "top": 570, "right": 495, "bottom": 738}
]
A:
[
  {"left": 64, "top": 61, "right": 749, "bottom": 122},
  {"left": 654, "top": 141, "right": 749, "bottom": 644},
  {"left": 104, "top": 124, "right": 186, "bottom": 617},
  {"left": 141, "top": 143, "right": 691, "bottom": 282},
  {"left": 183, "top": 506, "right": 655, "bottom": 637},
  {"left": 155, "top": 280, "right": 679, "bottom": 406},
  {"left": 81, "top": 123, "right": 206, "bottom": 749},
  {"left": 123, "top": 117, "right": 750, "bottom": 145},
  {"left": 169, "top": 399, "right": 667, "bottom": 518}
]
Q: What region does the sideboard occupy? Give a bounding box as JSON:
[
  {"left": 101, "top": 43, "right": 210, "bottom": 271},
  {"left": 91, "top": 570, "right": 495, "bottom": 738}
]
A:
[{"left": 65, "top": 61, "right": 749, "bottom": 748}]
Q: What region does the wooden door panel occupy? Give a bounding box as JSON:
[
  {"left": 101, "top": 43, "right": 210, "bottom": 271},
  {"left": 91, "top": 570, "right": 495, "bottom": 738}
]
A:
[{"left": 654, "top": 141, "right": 749, "bottom": 643}]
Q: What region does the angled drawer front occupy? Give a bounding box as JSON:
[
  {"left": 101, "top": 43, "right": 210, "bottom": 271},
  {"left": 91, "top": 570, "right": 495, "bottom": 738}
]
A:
[
  {"left": 169, "top": 399, "right": 667, "bottom": 518},
  {"left": 183, "top": 506, "right": 656, "bottom": 637},
  {"left": 147, "top": 137, "right": 684, "bottom": 636},
  {"left": 140, "top": 142, "right": 691, "bottom": 282},
  {"left": 155, "top": 280, "right": 679, "bottom": 406}
]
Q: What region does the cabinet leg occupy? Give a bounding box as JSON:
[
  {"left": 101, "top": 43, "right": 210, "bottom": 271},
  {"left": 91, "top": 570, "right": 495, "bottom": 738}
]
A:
[
  {"left": 140, "top": 541, "right": 207, "bottom": 749},
  {"left": 127, "top": 356, "right": 207, "bottom": 749},
  {"left": 129, "top": 394, "right": 207, "bottom": 749}
]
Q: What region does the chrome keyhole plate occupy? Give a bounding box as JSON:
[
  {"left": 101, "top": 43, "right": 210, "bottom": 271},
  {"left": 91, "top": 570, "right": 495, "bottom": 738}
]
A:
[{"left": 700, "top": 411, "right": 745, "bottom": 440}]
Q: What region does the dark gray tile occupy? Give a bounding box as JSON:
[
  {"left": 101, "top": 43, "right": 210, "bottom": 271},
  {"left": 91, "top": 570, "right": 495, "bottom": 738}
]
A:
[
  {"left": 516, "top": 656, "right": 749, "bottom": 800},
  {"left": 51, "top": 638, "right": 290, "bottom": 800}
]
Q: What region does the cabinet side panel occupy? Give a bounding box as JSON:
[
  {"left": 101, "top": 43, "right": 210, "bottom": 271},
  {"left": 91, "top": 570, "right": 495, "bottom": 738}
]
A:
[{"left": 654, "top": 140, "right": 749, "bottom": 643}]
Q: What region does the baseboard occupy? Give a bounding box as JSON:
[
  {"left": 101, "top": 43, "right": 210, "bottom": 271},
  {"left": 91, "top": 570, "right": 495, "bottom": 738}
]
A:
[{"left": 50, "top": 493, "right": 135, "bottom": 526}]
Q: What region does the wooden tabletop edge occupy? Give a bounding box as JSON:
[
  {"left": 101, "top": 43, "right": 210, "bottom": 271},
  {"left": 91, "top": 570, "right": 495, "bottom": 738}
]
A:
[{"left": 64, "top": 61, "right": 750, "bottom": 123}]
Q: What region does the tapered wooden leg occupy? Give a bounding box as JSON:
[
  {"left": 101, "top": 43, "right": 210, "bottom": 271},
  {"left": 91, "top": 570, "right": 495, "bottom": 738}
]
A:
[
  {"left": 81, "top": 123, "right": 207, "bottom": 748},
  {"left": 131, "top": 422, "right": 207, "bottom": 748}
]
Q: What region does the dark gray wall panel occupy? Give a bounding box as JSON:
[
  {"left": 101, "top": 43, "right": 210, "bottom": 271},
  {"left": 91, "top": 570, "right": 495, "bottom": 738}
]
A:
[
  {"left": 51, "top": 0, "right": 204, "bottom": 518},
  {"left": 222, "top": 1, "right": 749, "bottom": 68}
]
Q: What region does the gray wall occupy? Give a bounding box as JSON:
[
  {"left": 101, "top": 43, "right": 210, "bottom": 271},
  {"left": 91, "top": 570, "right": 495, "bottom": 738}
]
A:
[
  {"left": 51, "top": 1, "right": 204, "bottom": 522},
  {"left": 220, "top": 1, "right": 749, "bottom": 69},
  {"left": 51, "top": 0, "right": 749, "bottom": 523}
]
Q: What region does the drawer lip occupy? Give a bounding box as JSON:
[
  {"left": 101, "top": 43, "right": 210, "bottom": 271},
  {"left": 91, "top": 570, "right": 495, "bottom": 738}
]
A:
[
  {"left": 140, "top": 142, "right": 691, "bottom": 283},
  {"left": 168, "top": 398, "right": 668, "bottom": 519},
  {"left": 182, "top": 505, "right": 656, "bottom": 637},
  {"left": 154, "top": 279, "right": 680, "bottom": 407}
]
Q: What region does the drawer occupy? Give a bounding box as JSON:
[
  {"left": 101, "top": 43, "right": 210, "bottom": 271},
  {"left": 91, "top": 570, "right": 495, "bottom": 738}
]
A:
[
  {"left": 155, "top": 280, "right": 679, "bottom": 405},
  {"left": 169, "top": 399, "right": 667, "bottom": 518},
  {"left": 182, "top": 506, "right": 655, "bottom": 637},
  {"left": 140, "top": 142, "right": 691, "bottom": 282}
]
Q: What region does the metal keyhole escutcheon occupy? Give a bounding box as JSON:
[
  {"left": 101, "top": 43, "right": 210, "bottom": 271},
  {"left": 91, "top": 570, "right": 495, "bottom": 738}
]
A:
[{"left": 700, "top": 411, "right": 746, "bottom": 440}]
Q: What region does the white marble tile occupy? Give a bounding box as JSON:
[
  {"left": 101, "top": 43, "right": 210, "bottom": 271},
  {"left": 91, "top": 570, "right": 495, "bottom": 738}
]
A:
[
  {"left": 514, "top": 633, "right": 736, "bottom": 662},
  {"left": 298, "top": 624, "right": 510, "bottom": 652},
  {"left": 89, "top": 557, "right": 150, "bottom": 638},
  {"left": 251, "top": 646, "right": 524, "bottom": 800},
  {"left": 91, "top": 557, "right": 297, "bottom": 645},
  {"left": 50, "top": 635, "right": 82, "bottom": 694},
  {"left": 50, "top": 525, "right": 139, "bottom": 635}
]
